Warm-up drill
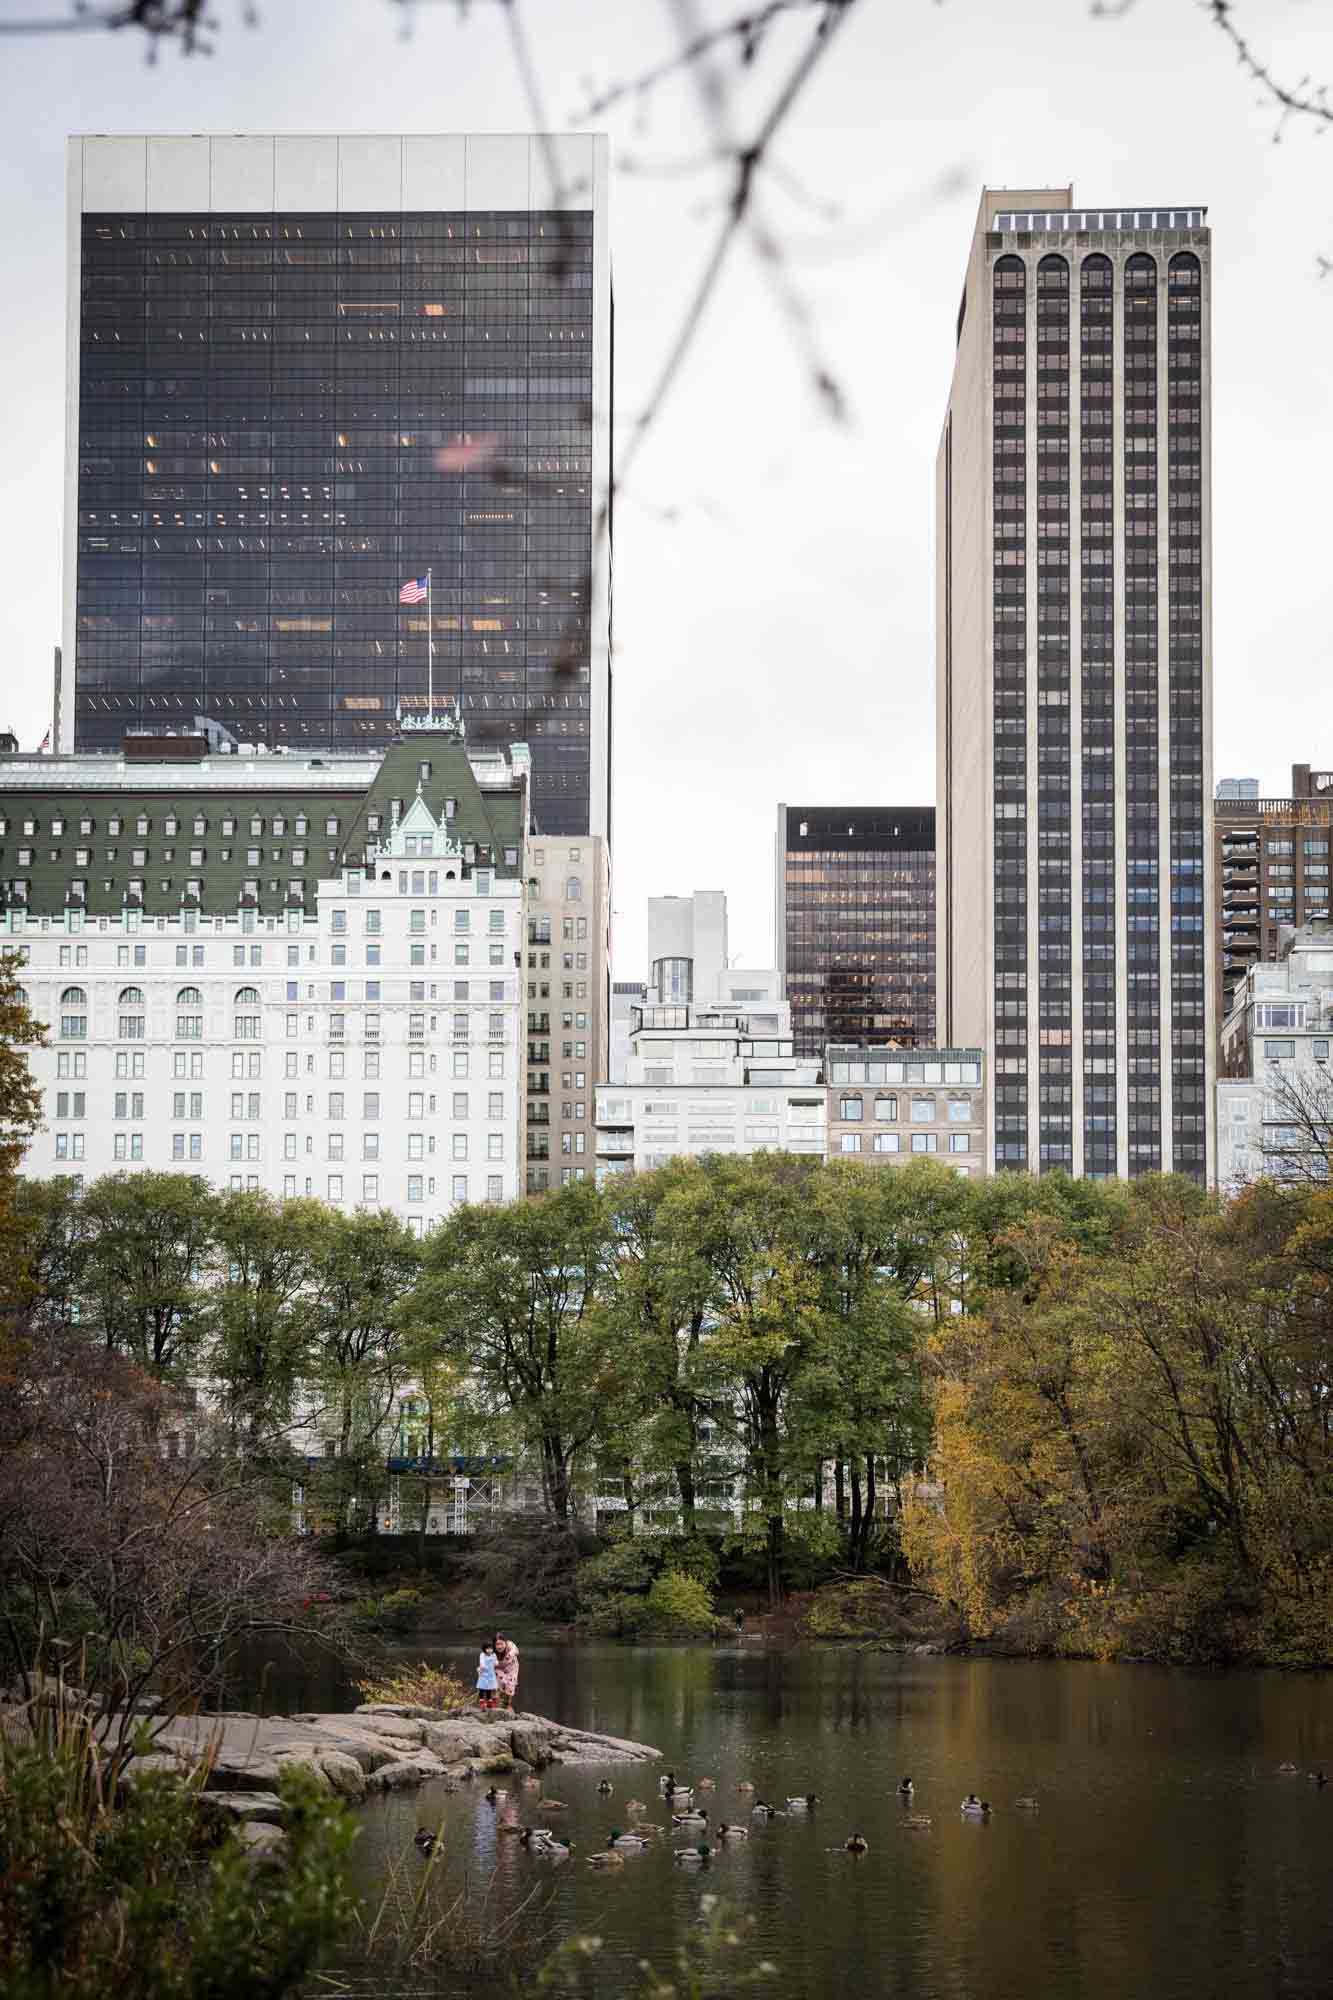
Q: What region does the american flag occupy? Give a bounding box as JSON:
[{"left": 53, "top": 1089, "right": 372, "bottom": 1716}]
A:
[{"left": 399, "top": 576, "right": 428, "bottom": 605}]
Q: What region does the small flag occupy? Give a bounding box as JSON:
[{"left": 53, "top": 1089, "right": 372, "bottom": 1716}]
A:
[
  {"left": 36, "top": 729, "right": 51, "bottom": 754},
  {"left": 399, "top": 577, "right": 428, "bottom": 605}
]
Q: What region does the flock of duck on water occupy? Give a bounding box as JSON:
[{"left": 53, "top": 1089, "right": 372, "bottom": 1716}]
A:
[{"left": 412, "top": 1766, "right": 1051, "bottom": 1868}]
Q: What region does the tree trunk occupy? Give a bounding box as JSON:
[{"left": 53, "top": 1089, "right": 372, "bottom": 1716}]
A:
[
  {"left": 812, "top": 1460, "right": 823, "bottom": 1511},
  {"left": 675, "top": 1458, "right": 697, "bottom": 1536},
  {"left": 849, "top": 1464, "right": 863, "bottom": 1571},
  {"left": 766, "top": 1510, "right": 784, "bottom": 1611},
  {"left": 834, "top": 1458, "right": 845, "bottom": 1522}
]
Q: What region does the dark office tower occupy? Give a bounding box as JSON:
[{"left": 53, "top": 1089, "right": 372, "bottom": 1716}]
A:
[
  {"left": 63, "top": 135, "right": 612, "bottom": 837},
  {"left": 775, "top": 806, "right": 936, "bottom": 1061},
  {"left": 936, "top": 188, "right": 1213, "bottom": 1181}
]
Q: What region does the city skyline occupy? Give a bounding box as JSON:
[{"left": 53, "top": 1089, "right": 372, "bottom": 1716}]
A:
[{"left": 0, "top": 4, "right": 1329, "bottom": 976}]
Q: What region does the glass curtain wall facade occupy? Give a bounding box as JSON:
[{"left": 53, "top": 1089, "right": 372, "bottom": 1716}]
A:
[
  {"left": 937, "top": 190, "right": 1213, "bottom": 1182},
  {"left": 76, "top": 210, "right": 591, "bottom": 823},
  {"left": 65, "top": 136, "right": 611, "bottom": 840},
  {"left": 777, "top": 807, "right": 936, "bottom": 1062}
]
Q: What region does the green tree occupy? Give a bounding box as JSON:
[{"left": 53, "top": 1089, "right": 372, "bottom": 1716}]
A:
[
  {"left": 205, "top": 1190, "right": 329, "bottom": 1438},
  {"left": 0, "top": 947, "right": 45, "bottom": 1188},
  {"left": 307, "top": 1207, "right": 421, "bottom": 1541},
  {"left": 419, "top": 1180, "right": 620, "bottom": 1524},
  {"left": 78, "top": 1172, "right": 216, "bottom": 1379}
]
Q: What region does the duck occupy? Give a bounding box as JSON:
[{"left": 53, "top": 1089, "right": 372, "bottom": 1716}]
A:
[
  {"left": 1278, "top": 1762, "right": 1300, "bottom": 1774},
  {"left": 625, "top": 1798, "right": 648, "bottom": 1813},
  {"left": 597, "top": 1780, "right": 614, "bottom": 1795},
  {"left": 539, "top": 1836, "right": 573, "bottom": 1859},
  {"left": 608, "top": 1828, "right": 652, "bottom": 1852},
  {"left": 897, "top": 1777, "right": 914, "bottom": 1797},
  {"left": 536, "top": 1798, "right": 568, "bottom": 1811},
  {"left": 673, "top": 1843, "right": 712, "bottom": 1866},
  {"left": 737, "top": 1779, "right": 757, "bottom": 1793},
  {"left": 785, "top": 1794, "right": 819, "bottom": 1812},
  {"left": 413, "top": 1827, "right": 439, "bottom": 1855},
  {"left": 667, "top": 1784, "right": 695, "bottom": 1802},
  {"left": 586, "top": 1848, "right": 624, "bottom": 1869},
  {"left": 697, "top": 1777, "right": 716, "bottom": 1791},
  {"left": 496, "top": 1822, "right": 526, "bottom": 1838},
  {"left": 1014, "top": 1796, "right": 1039, "bottom": 1811},
  {"left": 672, "top": 1807, "right": 709, "bottom": 1829},
  {"left": 715, "top": 1822, "right": 749, "bottom": 1840},
  {"left": 1310, "top": 1770, "right": 1329, "bottom": 1788},
  {"left": 960, "top": 1796, "right": 991, "bottom": 1818},
  {"left": 484, "top": 1786, "right": 508, "bottom": 1804},
  {"left": 519, "top": 1827, "right": 553, "bottom": 1848},
  {"left": 750, "top": 1800, "right": 779, "bottom": 1819},
  {"left": 844, "top": 1834, "right": 870, "bottom": 1854},
  {"left": 658, "top": 1770, "right": 677, "bottom": 1793}
]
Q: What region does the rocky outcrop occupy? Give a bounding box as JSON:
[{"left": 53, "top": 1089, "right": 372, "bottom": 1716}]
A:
[{"left": 113, "top": 1705, "right": 658, "bottom": 1814}]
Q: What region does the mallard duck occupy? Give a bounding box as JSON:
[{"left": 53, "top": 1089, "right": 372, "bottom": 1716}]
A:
[
  {"left": 413, "top": 1827, "right": 438, "bottom": 1855},
  {"left": 1014, "top": 1796, "right": 1039, "bottom": 1811},
  {"left": 586, "top": 1848, "right": 624, "bottom": 1869},
  {"left": 1278, "top": 1762, "right": 1300, "bottom": 1774},
  {"left": 785, "top": 1794, "right": 819, "bottom": 1811},
  {"left": 673, "top": 1843, "right": 711, "bottom": 1866},
  {"left": 897, "top": 1777, "right": 914, "bottom": 1797},
  {"left": 844, "top": 1833, "right": 869, "bottom": 1854},
  {"left": 597, "top": 1780, "right": 614, "bottom": 1795},
  {"left": 960, "top": 1796, "right": 991, "bottom": 1818},
  {"left": 484, "top": 1786, "right": 508, "bottom": 1804},
  {"left": 737, "top": 1779, "right": 756, "bottom": 1793},
  {"left": 496, "top": 1822, "right": 526, "bottom": 1837},
  {"left": 539, "top": 1836, "right": 573, "bottom": 1859},
  {"left": 658, "top": 1770, "right": 677, "bottom": 1793},
  {"left": 609, "top": 1829, "right": 651, "bottom": 1852},
  {"left": 1310, "top": 1770, "right": 1329, "bottom": 1788},
  {"left": 519, "top": 1827, "right": 552, "bottom": 1847},
  {"left": 667, "top": 1785, "right": 694, "bottom": 1803},
  {"left": 750, "top": 1800, "right": 778, "bottom": 1819},
  {"left": 672, "top": 1807, "right": 708, "bottom": 1828},
  {"left": 716, "top": 1822, "right": 749, "bottom": 1839},
  {"left": 697, "top": 1777, "right": 716, "bottom": 1791},
  {"left": 537, "top": 1798, "right": 568, "bottom": 1811}
]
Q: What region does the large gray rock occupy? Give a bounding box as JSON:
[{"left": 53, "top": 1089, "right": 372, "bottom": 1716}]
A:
[
  {"left": 317, "top": 1749, "right": 367, "bottom": 1799},
  {"left": 237, "top": 1821, "right": 289, "bottom": 1865},
  {"left": 420, "top": 1717, "right": 499, "bottom": 1764},
  {"left": 199, "top": 1790, "right": 286, "bottom": 1826},
  {"left": 367, "top": 1754, "right": 450, "bottom": 1792}
]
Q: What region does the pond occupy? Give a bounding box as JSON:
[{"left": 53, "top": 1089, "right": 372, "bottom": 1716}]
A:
[{"left": 259, "top": 1642, "right": 1333, "bottom": 1998}]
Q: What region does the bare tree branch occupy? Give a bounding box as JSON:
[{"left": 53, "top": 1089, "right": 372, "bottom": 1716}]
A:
[{"left": 1204, "top": 0, "right": 1332, "bottom": 136}]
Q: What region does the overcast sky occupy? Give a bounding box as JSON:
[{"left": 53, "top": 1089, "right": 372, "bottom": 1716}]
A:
[{"left": 1, "top": 0, "right": 1330, "bottom": 976}]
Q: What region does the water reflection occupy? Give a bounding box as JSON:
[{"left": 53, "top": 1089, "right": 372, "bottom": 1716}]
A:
[{"left": 239, "top": 1643, "right": 1332, "bottom": 1999}]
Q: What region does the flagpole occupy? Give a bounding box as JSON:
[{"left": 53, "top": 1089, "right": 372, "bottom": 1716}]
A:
[{"left": 426, "top": 568, "right": 433, "bottom": 720}]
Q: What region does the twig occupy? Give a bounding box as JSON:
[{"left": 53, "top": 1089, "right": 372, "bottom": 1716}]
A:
[
  {"left": 1205, "top": 0, "right": 1332, "bottom": 136},
  {"left": 575, "top": 0, "right": 841, "bottom": 119}
]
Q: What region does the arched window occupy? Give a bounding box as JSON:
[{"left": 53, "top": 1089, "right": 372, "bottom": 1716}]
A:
[
  {"left": 234, "top": 984, "right": 261, "bottom": 1039},
  {"left": 1168, "top": 250, "right": 1200, "bottom": 289},
  {"left": 1080, "top": 251, "right": 1112, "bottom": 293},
  {"left": 118, "top": 984, "right": 146, "bottom": 1040},
  {"left": 839, "top": 1093, "right": 863, "bottom": 1121},
  {"left": 874, "top": 1093, "right": 899, "bottom": 1122},
  {"left": 1036, "top": 250, "right": 1068, "bottom": 288},
  {"left": 234, "top": 986, "right": 260, "bottom": 1004},
  {"left": 565, "top": 876, "right": 582, "bottom": 902},
  {"left": 175, "top": 985, "right": 203, "bottom": 1040},
  {"left": 60, "top": 986, "right": 87, "bottom": 1039}
]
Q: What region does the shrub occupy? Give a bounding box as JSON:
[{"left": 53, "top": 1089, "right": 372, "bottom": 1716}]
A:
[
  {"left": 645, "top": 1569, "right": 717, "bottom": 1633},
  {"left": 346, "top": 1587, "right": 424, "bottom": 1637},
  {"left": 574, "top": 1537, "right": 659, "bottom": 1606},
  {"left": 355, "top": 1661, "right": 469, "bottom": 1711},
  {"left": 0, "top": 1708, "right": 353, "bottom": 2000}
]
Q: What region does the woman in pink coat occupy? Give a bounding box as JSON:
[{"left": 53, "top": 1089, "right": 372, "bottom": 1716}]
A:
[{"left": 494, "top": 1633, "right": 520, "bottom": 1711}]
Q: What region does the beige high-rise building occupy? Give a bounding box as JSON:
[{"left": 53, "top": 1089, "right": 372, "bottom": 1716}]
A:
[
  {"left": 523, "top": 833, "right": 609, "bottom": 1192},
  {"left": 936, "top": 188, "right": 1213, "bottom": 1180}
]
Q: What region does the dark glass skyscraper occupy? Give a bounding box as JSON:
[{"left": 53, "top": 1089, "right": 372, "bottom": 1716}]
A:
[
  {"left": 776, "top": 805, "right": 936, "bottom": 1061},
  {"left": 937, "top": 188, "right": 1212, "bottom": 1180},
  {"left": 63, "top": 135, "right": 612, "bottom": 838}
]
